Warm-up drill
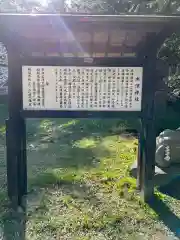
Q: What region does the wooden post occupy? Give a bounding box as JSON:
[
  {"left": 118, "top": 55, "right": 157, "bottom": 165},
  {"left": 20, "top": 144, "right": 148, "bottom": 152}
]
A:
[
  {"left": 140, "top": 117, "right": 156, "bottom": 202},
  {"left": 6, "top": 43, "right": 27, "bottom": 207},
  {"left": 6, "top": 119, "right": 19, "bottom": 208},
  {"left": 18, "top": 118, "right": 27, "bottom": 204},
  {"left": 137, "top": 119, "right": 144, "bottom": 190},
  {"left": 6, "top": 118, "right": 27, "bottom": 207},
  {"left": 138, "top": 46, "right": 157, "bottom": 201}
]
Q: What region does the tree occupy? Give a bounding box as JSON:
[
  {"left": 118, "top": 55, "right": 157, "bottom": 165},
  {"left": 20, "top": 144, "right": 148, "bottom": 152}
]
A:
[{"left": 69, "top": 0, "right": 180, "bottom": 14}]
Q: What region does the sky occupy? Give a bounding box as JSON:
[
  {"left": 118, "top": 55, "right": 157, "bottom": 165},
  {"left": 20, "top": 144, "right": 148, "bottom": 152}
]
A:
[
  {"left": 28, "top": 0, "right": 69, "bottom": 7},
  {"left": 36, "top": 0, "right": 49, "bottom": 6}
]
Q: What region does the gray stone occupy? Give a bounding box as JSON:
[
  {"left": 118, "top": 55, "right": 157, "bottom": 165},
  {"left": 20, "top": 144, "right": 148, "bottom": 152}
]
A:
[{"left": 130, "top": 160, "right": 180, "bottom": 186}]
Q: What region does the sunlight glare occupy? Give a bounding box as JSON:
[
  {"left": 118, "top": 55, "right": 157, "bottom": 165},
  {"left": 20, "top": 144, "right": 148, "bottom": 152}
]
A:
[{"left": 37, "top": 0, "right": 48, "bottom": 7}]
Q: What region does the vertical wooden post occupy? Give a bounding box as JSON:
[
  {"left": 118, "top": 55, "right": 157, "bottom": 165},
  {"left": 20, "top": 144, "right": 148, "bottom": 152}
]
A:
[
  {"left": 18, "top": 118, "right": 27, "bottom": 204},
  {"left": 137, "top": 119, "right": 144, "bottom": 190},
  {"left": 6, "top": 119, "right": 19, "bottom": 208},
  {"left": 138, "top": 41, "right": 157, "bottom": 202},
  {"left": 140, "top": 117, "right": 156, "bottom": 202},
  {"left": 6, "top": 118, "right": 27, "bottom": 207},
  {"left": 6, "top": 42, "right": 27, "bottom": 207}
]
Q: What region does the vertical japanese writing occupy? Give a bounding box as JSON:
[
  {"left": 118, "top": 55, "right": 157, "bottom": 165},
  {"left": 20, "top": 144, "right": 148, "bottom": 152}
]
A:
[
  {"left": 37, "top": 68, "right": 41, "bottom": 107},
  {"left": 28, "top": 68, "right": 32, "bottom": 107},
  {"left": 129, "top": 69, "right": 134, "bottom": 108},
  {"left": 121, "top": 69, "right": 124, "bottom": 107},
  {"left": 41, "top": 67, "right": 45, "bottom": 107},
  {"left": 55, "top": 68, "right": 58, "bottom": 103},
  {"left": 23, "top": 66, "right": 142, "bottom": 111},
  {"left": 134, "top": 76, "right": 140, "bottom": 103}
]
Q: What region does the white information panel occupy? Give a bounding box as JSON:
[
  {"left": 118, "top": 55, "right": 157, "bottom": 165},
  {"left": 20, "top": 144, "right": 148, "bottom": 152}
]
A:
[{"left": 22, "top": 66, "right": 143, "bottom": 111}]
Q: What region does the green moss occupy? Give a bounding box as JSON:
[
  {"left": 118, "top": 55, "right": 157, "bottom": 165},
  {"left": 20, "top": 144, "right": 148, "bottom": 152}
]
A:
[{"left": 0, "top": 104, "right": 178, "bottom": 239}]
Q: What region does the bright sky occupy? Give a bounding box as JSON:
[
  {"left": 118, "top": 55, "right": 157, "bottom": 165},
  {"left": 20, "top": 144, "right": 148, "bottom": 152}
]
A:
[
  {"left": 27, "top": 0, "right": 48, "bottom": 6},
  {"left": 39, "top": 0, "right": 48, "bottom": 6},
  {"left": 37, "top": 0, "right": 71, "bottom": 7}
]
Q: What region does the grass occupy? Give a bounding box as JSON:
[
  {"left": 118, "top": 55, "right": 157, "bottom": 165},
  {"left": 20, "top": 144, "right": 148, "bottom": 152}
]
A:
[
  {"left": 25, "top": 135, "right": 155, "bottom": 240},
  {"left": 0, "top": 104, "right": 179, "bottom": 239}
]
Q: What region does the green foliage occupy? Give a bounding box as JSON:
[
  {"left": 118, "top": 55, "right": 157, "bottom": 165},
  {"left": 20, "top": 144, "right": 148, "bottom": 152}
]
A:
[
  {"left": 159, "top": 33, "right": 180, "bottom": 64},
  {"left": 158, "top": 33, "right": 180, "bottom": 91},
  {"left": 70, "top": 0, "right": 180, "bottom": 14},
  {"left": 0, "top": 0, "right": 179, "bottom": 15}
]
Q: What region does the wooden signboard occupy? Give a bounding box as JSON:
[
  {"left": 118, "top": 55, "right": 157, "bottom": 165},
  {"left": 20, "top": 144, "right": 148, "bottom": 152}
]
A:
[{"left": 1, "top": 14, "right": 179, "bottom": 207}]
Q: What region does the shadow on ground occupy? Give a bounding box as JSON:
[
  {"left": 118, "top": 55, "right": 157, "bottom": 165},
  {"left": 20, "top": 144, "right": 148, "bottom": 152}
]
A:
[
  {"left": 0, "top": 207, "right": 26, "bottom": 240},
  {"left": 0, "top": 118, "right": 124, "bottom": 186},
  {"left": 149, "top": 195, "right": 180, "bottom": 239},
  {"left": 0, "top": 105, "right": 180, "bottom": 239},
  {"left": 148, "top": 177, "right": 180, "bottom": 239},
  {"left": 131, "top": 162, "right": 180, "bottom": 238},
  {"left": 0, "top": 179, "right": 101, "bottom": 240},
  {"left": 158, "top": 176, "right": 180, "bottom": 200}
]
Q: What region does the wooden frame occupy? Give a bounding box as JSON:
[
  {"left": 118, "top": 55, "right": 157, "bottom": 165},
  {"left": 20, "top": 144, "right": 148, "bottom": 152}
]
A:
[{"left": 1, "top": 14, "right": 179, "bottom": 207}]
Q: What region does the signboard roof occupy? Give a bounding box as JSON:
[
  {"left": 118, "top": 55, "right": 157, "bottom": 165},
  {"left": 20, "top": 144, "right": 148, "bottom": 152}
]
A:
[
  {"left": 1, "top": 14, "right": 180, "bottom": 58},
  {"left": 0, "top": 13, "right": 180, "bottom": 22},
  {"left": 1, "top": 14, "right": 180, "bottom": 38}
]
